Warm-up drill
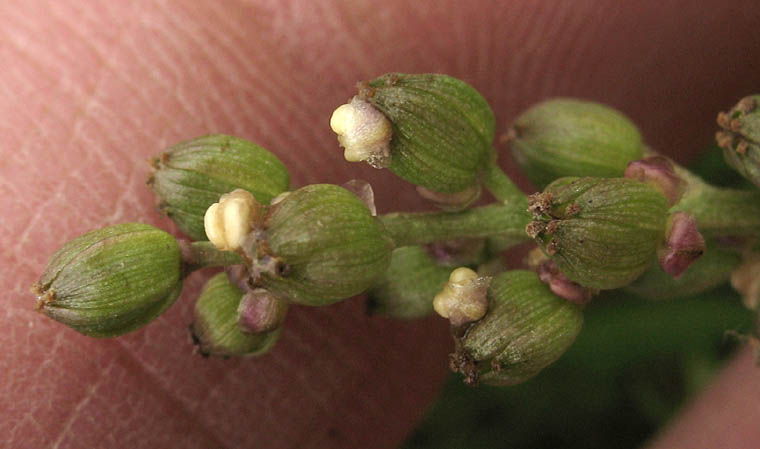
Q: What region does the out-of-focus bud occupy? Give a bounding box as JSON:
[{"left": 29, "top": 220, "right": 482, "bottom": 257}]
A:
[
  {"left": 450, "top": 270, "right": 583, "bottom": 386},
  {"left": 625, "top": 241, "right": 741, "bottom": 300},
  {"left": 32, "top": 223, "right": 183, "bottom": 337},
  {"left": 433, "top": 267, "right": 491, "bottom": 326},
  {"left": 624, "top": 156, "right": 685, "bottom": 206},
  {"left": 716, "top": 95, "right": 760, "bottom": 188},
  {"left": 416, "top": 184, "right": 482, "bottom": 212},
  {"left": 334, "top": 73, "right": 494, "bottom": 198},
  {"left": 237, "top": 288, "right": 288, "bottom": 334},
  {"left": 255, "top": 184, "right": 392, "bottom": 306},
  {"left": 191, "top": 273, "right": 280, "bottom": 357},
  {"left": 426, "top": 237, "right": 486, "bottom": 267},
  {"left": 731, "top": 253, "right": 760, "bottom": 311},
  {"left": 507, "top": 98, "right": 643, "bottom": 187},
  {"left": 526, "top": 177, "right": 668, "bottom": 290},
  {"left": 148, "top": 134, "right": 290, "bottom": 240},
  {"left": 657, "top": 212, "right": 706, "bottom": 278},
  {"left": 367, "top": 246, "right": 452, "bottom": 319},
  {"left": 203, "top": 189, "right": 262, "bottom": 251}
]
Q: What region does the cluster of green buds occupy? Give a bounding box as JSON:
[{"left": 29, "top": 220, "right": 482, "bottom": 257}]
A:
[
  {"left": 717, "top": 95, "right": 760, "bottom": 188},
  {"left": 32, "top": 74, "right": 760, "bottom": 387}
]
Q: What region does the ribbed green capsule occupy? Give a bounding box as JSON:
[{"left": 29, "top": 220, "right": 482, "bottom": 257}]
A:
[
  {"left": 32, "top": 223, "right": 182, "bottom": 337},
  {"left": 367, "top": 246, "right": 452, "bottom": 319},
  {"left": 149, "top": 134, "right": 290, "bottom": 240},
  {"left": 256, "top": 184, "right": 392, "bottom": 306},
  {"left": 359, "top": 73, "right": 495, "bottom": 195},
  {"left": 452, "top": 270, "right": 583, "bottom": 386},
  {"left": 625, "top": 242, "right": 741, "bottom": 300},
  {"left": 509, "top": 99, "right": 643, "bottom": 187},
  {"left": 527, "top": 177, "right": 668, "bottom": 290},
  {"left": 191, "top": 273, "right": 280, "bottom": 357},
  {"left": 717, "top": 95, "right": 760, "bottom": 188}
]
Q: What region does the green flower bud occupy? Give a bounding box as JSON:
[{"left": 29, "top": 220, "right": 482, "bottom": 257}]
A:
[
  {"left": 366, "top": 246, "right": 452, "bottom": 319},
  {"left": 527, "top": 177, "right": 668, "bottom": 290},
  {"left": 625, "top": 241, "right": 741, "bottom": 300},
  {"left": 32, "top": 223, "right": 183, "bottom": 337},
  {"left": 450, "top": 270, "right": 583, "bottom": 386},
  {"left": 716, "top": 95, "right": 760, "bottom": 188},
  {"left": 252, "top": 184, "right": 392, "bottom": 306},
  {"left": 148, "top": 134, "right": 290, "bottom": 240},
  {"left": 508, "top": 99, "right": 643, "bottom": 187},
  {"left": 191, "top": 273, "right": 280, "bottom": 357},
  {"left": 334, "top": 73, "right": 494, "bottom": 195}
]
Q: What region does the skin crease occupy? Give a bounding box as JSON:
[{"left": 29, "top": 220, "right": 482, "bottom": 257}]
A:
[{"left": 1, "top": 1, "right": 759, "bottom": 448}]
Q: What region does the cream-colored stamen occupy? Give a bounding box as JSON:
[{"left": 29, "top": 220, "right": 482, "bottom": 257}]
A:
[
  {"left": 203, "top": 189, "right": 262, "bottom": 251},
  {"left": 433, "top": 267, "right": 490, "bottom": 326},
  {"left": 330, "top": 96, "right": 392, "bottom": 168}
]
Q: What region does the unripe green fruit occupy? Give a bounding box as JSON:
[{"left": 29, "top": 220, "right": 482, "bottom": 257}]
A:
[
  {"left": 149, "top": 134, "right": 290, "bottom": 240},
  {"left": 527, "top": 177, "right": 669, "bottom": 290},
  {"left": 452, "top": 270, "right": 583, "bottom": 386},
  {"left": 33, "top": 223, "right": 183, "bottom": 337},
  {"left": 509, "top": 99, "right": 643, "bottom": 187},
  {"left": 359, "top": 73, "right": 495, "bottom": 194},
  {"left": 191, "top": 273, "right": 280, "bottom": 357},
  {"left": 256, "top": 184, "right": 392, "bottom": 306}
]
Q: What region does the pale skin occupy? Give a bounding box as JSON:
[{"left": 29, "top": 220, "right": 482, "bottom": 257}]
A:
[{"left": 1, "top": 1, "right": 759, "bottom": 448}]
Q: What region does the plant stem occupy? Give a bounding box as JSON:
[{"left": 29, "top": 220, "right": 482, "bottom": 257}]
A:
[
  {"left": 179, "top": 240, "right": 243, "bottom": 275},
  {"left": 481, "top": 160, "right": 528, "bottom": 208},
  {"left": 671, "top": 165, "right": 760, "bottom": 238},
  {"left": 379, "top": 203, "right": 532, "bottom": 248}
]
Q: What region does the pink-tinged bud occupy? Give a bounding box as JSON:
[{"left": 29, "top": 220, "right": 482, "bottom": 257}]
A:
[
  {"left": 536, "top": 258, "right": 596, "bottom": 305},
  {"left": 658, "top": 212, "right": 706, "bottom": 278},
  {"left": 237, "top": 288, "right": 288, "bottom": 334},
  {"left": 624, "top": 156, "right": 685, "bottom": 206}
]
